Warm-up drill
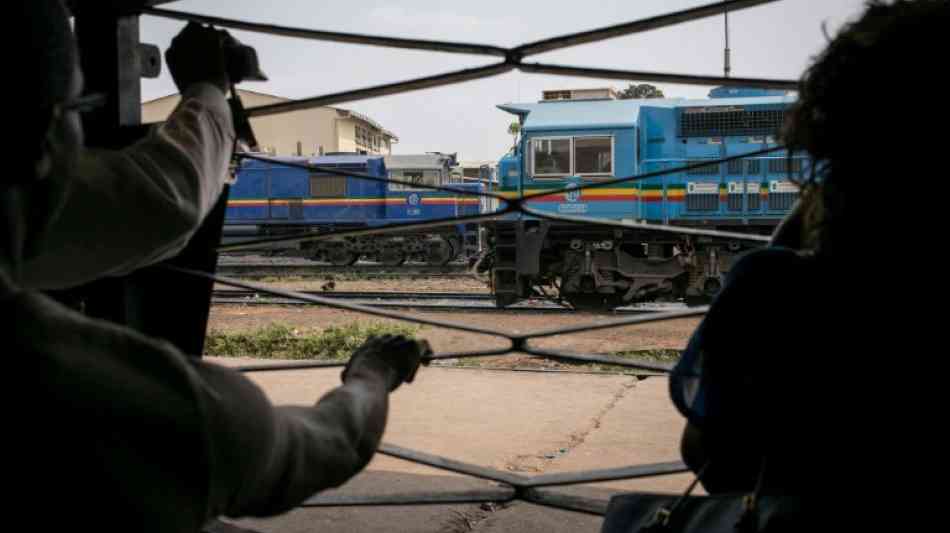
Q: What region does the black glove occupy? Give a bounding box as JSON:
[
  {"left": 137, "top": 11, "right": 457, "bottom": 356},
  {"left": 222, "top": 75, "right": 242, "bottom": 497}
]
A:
[
  {"left": 165, "top": 21, "right": 230, "bottom": 93},
  {"left": 341, "top": 335, "right": 431, "bottom": 391}
]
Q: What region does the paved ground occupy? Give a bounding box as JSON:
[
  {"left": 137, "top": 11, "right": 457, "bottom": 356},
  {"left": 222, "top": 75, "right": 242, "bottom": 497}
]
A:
[{"left": 209, "top": 360, "right": 694, "bottom": 532}]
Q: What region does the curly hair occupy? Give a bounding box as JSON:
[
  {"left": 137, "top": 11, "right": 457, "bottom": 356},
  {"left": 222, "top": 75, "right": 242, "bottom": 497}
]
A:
[{"left": 783, "top": 1, "right": 949, "bottom": 256}]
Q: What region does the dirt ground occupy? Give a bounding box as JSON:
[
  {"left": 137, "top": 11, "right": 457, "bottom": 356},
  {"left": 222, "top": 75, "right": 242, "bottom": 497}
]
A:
[{"left": 208, "top": 305, "right": 699, "bottom": 364}]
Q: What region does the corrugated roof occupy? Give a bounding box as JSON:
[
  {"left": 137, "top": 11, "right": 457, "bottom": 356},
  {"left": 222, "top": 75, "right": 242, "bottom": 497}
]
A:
[{"left": 499, "top": 95, "right": 797, "bottom": 132}]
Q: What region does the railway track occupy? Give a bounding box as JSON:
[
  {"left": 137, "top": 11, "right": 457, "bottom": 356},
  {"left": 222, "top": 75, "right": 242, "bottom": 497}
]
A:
[
  {"left": 215, "top": 262, "right": 472, "bottom": 279},
  {"left": 211, "top": 289, "right": 685, "bottom": 314}
]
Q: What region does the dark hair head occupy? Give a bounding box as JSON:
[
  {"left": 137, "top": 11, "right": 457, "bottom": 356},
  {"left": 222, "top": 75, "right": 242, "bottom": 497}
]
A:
[
  {"left": 14, "top": 0, "right": 77, "bottom": 180},
  {"left": 783, "top": 1, "right": 949, "bottom": 256}
]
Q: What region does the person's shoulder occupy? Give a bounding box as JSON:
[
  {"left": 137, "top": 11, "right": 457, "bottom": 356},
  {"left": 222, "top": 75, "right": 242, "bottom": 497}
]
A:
[
  {"left": 705, "top": 247, "right": 816, "bottom": 330},
  {"left": 725, "top": 247, "right": 812, "bottom": 286}
]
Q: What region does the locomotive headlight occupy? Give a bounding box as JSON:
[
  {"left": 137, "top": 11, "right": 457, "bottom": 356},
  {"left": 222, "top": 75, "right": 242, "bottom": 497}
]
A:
[{"left": 570, "top": 239, "right": 584, "bottom": 251}]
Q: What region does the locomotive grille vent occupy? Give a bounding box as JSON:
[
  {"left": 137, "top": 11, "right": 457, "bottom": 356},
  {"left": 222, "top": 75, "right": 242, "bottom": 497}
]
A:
[
  {"left": 309, "top": 174, "right": 348, "bottom": 198},
  {"left": 679, "top": 108, "right": 786, "bottom": 138},
  {"left": 769, "top": 192, "right": 798, "bottom": 211}
]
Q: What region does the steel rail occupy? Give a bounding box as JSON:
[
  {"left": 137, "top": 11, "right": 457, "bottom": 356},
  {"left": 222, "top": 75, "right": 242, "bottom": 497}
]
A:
[
  {"left": 520, "top": 307, "right": 709, "bottom": 340},
  {"left": 379, "top": 443, "right": 529, "bottom": 486},
  {"left": 212, "top": 289, "right": 493, "bottom": 301},
  {"left": 233, "top": 347, "right": 516, "bottom": 374},
  {"left": 243, "top": 62, "right": 514, "bottom": 117},
  {"left": 522, "top": 461, "right": 689, "bottom": 488},
  {"left": 218, "top": 209, "right": 508, "bottom": 253},
  {"left": 519, "top": 488, "right": 609, "bottom": 516},
  {"left": 145, "top": 1, "right": 777, "bottom": 60},
  {"left": 168, "top": 267, "right": 514, "bottom": 339},
  {"left": 300, "top": 488, "right": 517, "bottom": 507},
  {"left": 522, "top": 205, "right": 773, "bottom": 243},
  {"left": 142, "top": 7, "right": 509, "bottom": 57},
  {"left": 513, "top": 0, "right": 781, "bottom": 57},
  {"left": 233, "top": 360, "right": 348, "bottom": 372},
  {"left": 521, "top": 347, "right": 677, "bottom": 373},
  {"left": 215, "top": 263, "right": 471, "bottom": 278},
  {"left": 520, "top": 146, "right": 787, "bottom": 201},
  {"left": 520, "top": 62, "right": 796, "bottom": 90}
]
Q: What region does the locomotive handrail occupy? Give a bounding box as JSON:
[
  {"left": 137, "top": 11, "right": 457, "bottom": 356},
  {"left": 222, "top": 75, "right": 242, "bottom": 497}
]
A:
[{"left": 521, "top": 205, "right": 772, "bottom": 243}]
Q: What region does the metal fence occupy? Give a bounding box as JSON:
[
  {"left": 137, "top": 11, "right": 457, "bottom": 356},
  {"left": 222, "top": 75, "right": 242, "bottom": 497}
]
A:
[{"left": 148, "top": 0, "right": 796, "bottom": 517}]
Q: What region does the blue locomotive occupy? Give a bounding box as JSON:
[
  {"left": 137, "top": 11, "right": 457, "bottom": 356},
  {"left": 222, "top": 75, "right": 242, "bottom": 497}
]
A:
[
  {"left": 223, "top": 153, "right": 483, "bottom": 265},
  {"left": 486, "top": 87, "right": 805, "bottom": 309}
]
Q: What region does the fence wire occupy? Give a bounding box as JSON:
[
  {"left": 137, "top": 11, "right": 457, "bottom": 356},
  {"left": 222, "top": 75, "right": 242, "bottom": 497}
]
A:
[{"left": 147, "top": 0, "right": 795, "bottom": 517}]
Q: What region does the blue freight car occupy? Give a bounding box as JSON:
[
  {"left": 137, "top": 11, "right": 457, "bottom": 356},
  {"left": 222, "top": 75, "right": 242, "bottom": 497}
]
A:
[
  {"left": 224, "top": 154, "right": 482, "bottom": 265},
  {"left": 485, "top": 87, "right": 804, "bottom": 309}
]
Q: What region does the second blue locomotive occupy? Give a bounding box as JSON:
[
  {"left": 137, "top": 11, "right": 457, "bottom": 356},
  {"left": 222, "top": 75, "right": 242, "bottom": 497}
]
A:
[
  {"left": 224, "top": 153, "right": 483, "bottom": 265},
  {"left": 485, "top": 86, "right": 805, "bottom": 308}
]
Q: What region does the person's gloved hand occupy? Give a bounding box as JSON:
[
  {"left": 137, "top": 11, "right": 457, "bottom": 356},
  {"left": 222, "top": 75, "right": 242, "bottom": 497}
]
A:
[
  {"left": 165, "top": 21, "right": 230, "bottom": 94},
  {"left": 342, "top": 335, "right": 431, "bottom": 391}
]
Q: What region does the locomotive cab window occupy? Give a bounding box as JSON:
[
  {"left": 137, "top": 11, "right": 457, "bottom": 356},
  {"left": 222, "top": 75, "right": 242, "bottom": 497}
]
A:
[
  {"left": 531, "top": 136, "right": 614, "bottom": 179},
  {"left": 574, "top": 136, "right": 612, "bottom": 175},
  {"left": 532, "top": 138, "right": 571, "bottom": 177},
  {"left": 389, "top": 169, "right": 442, "bottom": 190}
]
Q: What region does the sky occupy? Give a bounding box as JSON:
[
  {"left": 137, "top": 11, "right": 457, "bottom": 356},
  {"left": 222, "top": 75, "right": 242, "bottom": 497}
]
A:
[{"left": 140, "top": 0, "right": 868, "bottom": 161}]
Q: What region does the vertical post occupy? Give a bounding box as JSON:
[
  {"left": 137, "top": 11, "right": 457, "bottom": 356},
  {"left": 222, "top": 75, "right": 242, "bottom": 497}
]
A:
[
  {"left": 66, "top": 11, "right": 145, "bottom": 326},
  {"left": 67, "top": 6, "right": 228, "bottom": 359},
  {"left": 73, "top": 13, "right": 142, "bottom": 147},
  {"left": 724, "top": 10, "right": 731, "bottom": 79}
]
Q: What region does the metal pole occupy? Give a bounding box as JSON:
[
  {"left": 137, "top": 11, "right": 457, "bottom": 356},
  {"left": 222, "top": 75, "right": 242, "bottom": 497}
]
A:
[{"left": 724, "top": 9, "right": 731, "bottom": 78}]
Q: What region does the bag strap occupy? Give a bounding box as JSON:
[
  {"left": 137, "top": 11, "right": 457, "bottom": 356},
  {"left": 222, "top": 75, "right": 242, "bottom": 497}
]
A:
[
  {"left": 734, "top": 457, "right": 768, "bottom": 532},
  {"left": 642, "top": 462, "right": 709, "bottom": 532},
  {"left": 644, "top": 456, "right": 770, "bottom": 533}
]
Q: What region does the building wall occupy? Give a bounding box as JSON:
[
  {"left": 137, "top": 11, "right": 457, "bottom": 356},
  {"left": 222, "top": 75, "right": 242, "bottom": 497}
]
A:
[
  {"left": 336, "top": 119, "right": 357, "bottom": 153},
  {"left": 142, "top": 89, "right": 392, "bottom": 156}
]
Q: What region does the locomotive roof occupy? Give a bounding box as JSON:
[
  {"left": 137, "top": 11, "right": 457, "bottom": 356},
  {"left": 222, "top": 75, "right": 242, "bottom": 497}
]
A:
[
  {"left": 239, "top": 154, "right": 384, "bottom": 169},
  {"left": 384, "top": 154, "right": 453, "bottom": 170},
  {"left": 308, "top": 154, "right": 385, "bottom": 165},
  {"left": 498, "top": 94, "right": 796, "bottom": 132}
]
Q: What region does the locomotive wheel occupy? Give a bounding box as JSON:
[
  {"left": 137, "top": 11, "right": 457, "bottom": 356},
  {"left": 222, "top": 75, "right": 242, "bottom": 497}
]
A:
[
  {"left": 378, "top": 248, "right": 406, "bottom": 267},
  {"left": 327, "top": 248, "right": 358, "bottom": 266},
  {"left": 425, "top": 238, "right": 454, "bottom": 266}
]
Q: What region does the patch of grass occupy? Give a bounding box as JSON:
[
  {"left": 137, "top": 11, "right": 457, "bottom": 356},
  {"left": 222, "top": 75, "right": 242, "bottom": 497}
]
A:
[
  {"left": 612, "top": 349, "right": 682, "bottom": 362},
  {"left": 206, "top": 322, "right": 419, "bottom": 360}
]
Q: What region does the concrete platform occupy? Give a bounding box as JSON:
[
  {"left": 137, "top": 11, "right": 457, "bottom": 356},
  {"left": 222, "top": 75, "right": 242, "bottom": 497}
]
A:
[{"left": 207, "top": 360, "right": 691, "bottom": 532}]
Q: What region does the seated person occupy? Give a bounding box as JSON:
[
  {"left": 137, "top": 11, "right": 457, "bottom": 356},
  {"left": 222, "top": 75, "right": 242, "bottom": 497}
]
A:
[
  {"left": 670, "top": 0, "right": 945, "bottom": 500},
  {"left": 6, "top": 2, "right": 429, "bottom": 531}
]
